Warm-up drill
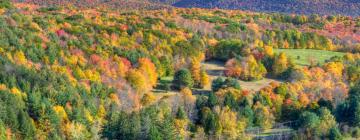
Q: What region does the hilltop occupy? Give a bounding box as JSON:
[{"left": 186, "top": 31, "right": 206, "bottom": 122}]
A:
[
  {"left": 13, "top": 0, "right": 360, "bottom": 16},
  {"left": 12, "top": 0, "right": 170, "bottom": 10},
  {"left": 171, "top": 0, "right": 360, "bottom": 16}
]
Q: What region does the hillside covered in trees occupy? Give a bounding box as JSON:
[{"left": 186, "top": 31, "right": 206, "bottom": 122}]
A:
[
  {"left": 12, "top": 0, "right": 170, "bottom": 10},
  {"left": 14, "top": 0, "right": 360, "bottom": 16},
  {"left": 172, "top": 0, "right": 360, "bottom": 16},
  {"left": 1, "top": 0, "right": 360, "bottom": 139}
]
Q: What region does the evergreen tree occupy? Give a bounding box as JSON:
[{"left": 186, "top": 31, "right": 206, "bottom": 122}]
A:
[
  {"left": 149, "top": 125, "right": 162, "bottom": 140},
  {"left": 212, "top": 77, "right": 240, "bottom": 92},
  {"left": 18, "top": 111, "right": 36, "bottom": 139},
  {"left": 207, "top": 93, "right": 218, "bottom": 108},
  {"left": 0, "top": 120, "right": 6, "bottom": 140},
  {"left": 336, "top": 82, "right": 360, "bottom": 126},
  {"left": 173, "top": 69, "right": 194, "bottom": 90},
  {"left": 160, "top": 113, "right": 177, "bottom": 140},
  {"left": 176, "top": 107, "right": 187, "bottom": 120},
  {"left": 212, "top": 77, "right": 225, "bottom": 92},
  {"left": 299, "top": 111, "right": 320, "bottom": 129},
  {"left": 328, "top": 127, "right": 342, "bottom": 140},
  {"left": 224, "top": 93, "right": 237, "bottom": 110},
  {"left": 223, "top": 78, "right": 241, "bottom": 90}
]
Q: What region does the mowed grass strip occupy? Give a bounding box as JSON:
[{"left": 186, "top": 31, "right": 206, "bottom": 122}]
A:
[{"left": 274, "top": 49, "right": 345, "bottom": 66}]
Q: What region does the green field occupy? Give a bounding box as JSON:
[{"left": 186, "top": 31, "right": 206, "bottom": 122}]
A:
[{"left": 274, "top": 49, "right": 345, "bottom": 66}]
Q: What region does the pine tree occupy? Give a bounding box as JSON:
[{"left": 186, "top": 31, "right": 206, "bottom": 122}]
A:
[
  {"left": 18, "top": 111, "right": 36, "bottom": 139},
  {"left": 160, "top": 113, "right": 177, "bottom": 140},
  {"left": 224, "top": 93, "right": 237, "bottom": 110},
  {"left": 173, "top": 69, "right": 194, "bottom": 90},
  {"left": 207, "top": 93, "right": 218, "bottom": 108},
  {"left": 0, "top": 120, "right": 6, "bottom": 140},
  {"left": 212, "top": 77, "right": 225, "bottom": 92},
  {"left": 149, "top": 124, "right": 162, "bottom": 140},
  {"left": 328, "top": 127, "right": 342, "bottom": 140},
  {"left": 176, "top": 107, "right": 187, "bottom": 120}
]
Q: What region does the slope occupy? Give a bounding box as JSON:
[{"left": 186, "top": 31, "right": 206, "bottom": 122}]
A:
[{"left": 172, "top": 0, "right": 360, "bottom": 16}]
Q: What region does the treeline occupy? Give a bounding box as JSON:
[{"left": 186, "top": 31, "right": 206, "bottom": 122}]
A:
[
  {"left": 13, "top": 0, "right": 170, "bottom": 10},
  {"left": 182, "top": 12, "right": 338, "bottom": 51},
  {"left": 172, "top": 0, "right": 360, "bottom": 16}
]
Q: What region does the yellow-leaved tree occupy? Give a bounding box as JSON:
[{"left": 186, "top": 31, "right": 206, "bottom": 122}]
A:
[
  {"left": 138, "top": 58, "right": 158, "bottom": 89},
  {"left": 141, "top": 92, "right": 156, "bottom": 106},
  {"left": 199, "top": 69, "right": 210, "bottom": 88},
  {"left": 126, "top": 69, "right": 148, "bottom": 94},
  {"left": 218, "top": 107, "right": 239, "bottom": 139},
  {"left": 190, "top": 58, "right": 201, "bottom": 86},
  {"left": 13, "top": 51, "right": 27, "bottom": 65},
  {"left": 323, "top": 62, "right": 344, "bottom": 77},
  {"left": 272, "top": 52, "right": 289, "bottom": 76}
]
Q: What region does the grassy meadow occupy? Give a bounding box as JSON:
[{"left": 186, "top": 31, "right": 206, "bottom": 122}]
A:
[{"left": 274, "top": 49, "right": 345, "bottom": 66}]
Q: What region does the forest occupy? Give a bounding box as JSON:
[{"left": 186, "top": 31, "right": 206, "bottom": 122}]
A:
[
  {"left": 172, "top": 0, "right": 360, "bottom": 16},
  {"left": 1, "top": 0, "right": 360, "bottom": 139},
  {"left": 13, "top": 0, "right": 360, "bottom": 16}
]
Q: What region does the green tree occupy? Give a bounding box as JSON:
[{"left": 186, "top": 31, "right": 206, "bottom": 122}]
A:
[
  {"left": 317, "top": 107, "right": 337, "bottom": 136},
  {"left": 102, "top": 112, "right": 141, "bottom": 140},
  {"left": 160, "top": 113, "right": 177, "bottom": 140},
  {"left": 173, "top": 69, "right": 194, "bottom": 90},
  {"left": 223, "top": 78, "right": 241, "bottom": 90},
  {"left": 224, "top": 93, "right": 237, "bottom": 110},
  {"left": 336, "top": 82, "right": 360, "bottom": 126},
  {"left": 274, "top": 84, "right": 288, "bottom": 97},
  {"left": 212, "top": 77, "right": 225, "bottom": 92},
  {"left": 299, "top": 112, "right": 320, "bottom": 129},
  {"left": 18, "top": 111, "right": 36, "bottom": 139},
  {"left": 176, "top": 107, "right": 187, "bottom": 120},
  {"left": 318, "top": 98, "right": 333, "bottom": 111},
  {"left": 211, "top": 77, "right": 240, "bottom": 92},
  {"left": 149, "top": 125, "right": 162, "bottom": 140},
  {"left": 207, "top": 93, "right": 218, "bottom": 108},
  {"left": 0, "top": 120, "right": 6, "bottom": 140},
  {"left": 240, "top": 106, "right": 254, "bottom": 127},
  {"left": 0, "top": 0, "right": 12, "bottom": 9},
  {"left": 211, "top": 40, "right": 245, "bottom": 60},
  {"left": 328, "top": 127, "right": 342, "bottom": 140},
  {"left": 201, "top": 108, "right": 220, "bottom": 136}
]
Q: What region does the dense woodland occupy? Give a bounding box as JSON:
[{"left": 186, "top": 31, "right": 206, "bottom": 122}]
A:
[
  {"left": 11, "top": 0, "right": 170, "bottom": 10},
  {"left": 1, "top": 0, "right": 360, "bottom": 139},
  {"left": 172, "top": 0, "right": 360, "bottom": 17},
  {"left": 13, "top": 0, "right": 360, "bottom": 16}
]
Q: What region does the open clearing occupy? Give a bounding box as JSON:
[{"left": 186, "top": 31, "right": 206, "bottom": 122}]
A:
[
  {"left": 274, "top": 49, "right": 345, "bottom": 66},
  {"left": 154, "top": 60, "right": 280, "bottom": 97},
  {"left": 202, "top": 60, "right": 280, "bottom": 91}
]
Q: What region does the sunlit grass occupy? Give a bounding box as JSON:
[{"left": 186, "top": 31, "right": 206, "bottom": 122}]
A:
[{"left": 274, "top": 49, "right": 345, "bottom": 66}]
